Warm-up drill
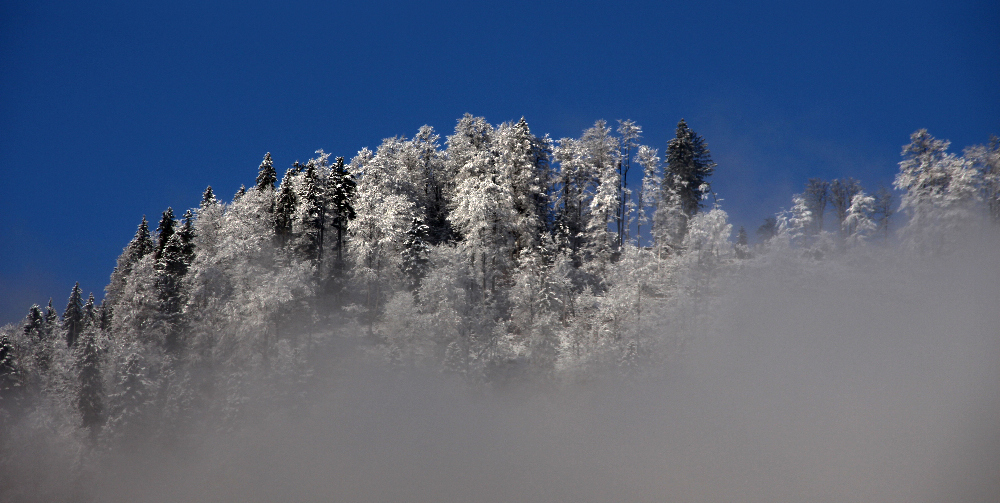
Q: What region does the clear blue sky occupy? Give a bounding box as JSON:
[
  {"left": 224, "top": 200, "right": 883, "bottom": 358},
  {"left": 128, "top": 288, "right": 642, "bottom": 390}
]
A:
[{"left": 1, "top": 0, "right": 997, "bottom": 323}]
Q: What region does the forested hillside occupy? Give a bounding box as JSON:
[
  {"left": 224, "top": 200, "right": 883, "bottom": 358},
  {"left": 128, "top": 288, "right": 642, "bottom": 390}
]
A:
[{"left": 1, "top": 116, "right": 998, "bottom": 501}]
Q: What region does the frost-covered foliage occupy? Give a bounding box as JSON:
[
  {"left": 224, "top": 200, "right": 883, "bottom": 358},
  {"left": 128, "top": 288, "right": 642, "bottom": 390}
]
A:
[{"left": 1, "top": 121, "right": 994, "bottom": 501}]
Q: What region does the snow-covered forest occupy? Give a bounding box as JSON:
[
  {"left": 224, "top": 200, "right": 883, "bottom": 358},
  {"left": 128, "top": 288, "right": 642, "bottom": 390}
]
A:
[{"left": 1, "top": 116, "right": 998, "bottom": 501}]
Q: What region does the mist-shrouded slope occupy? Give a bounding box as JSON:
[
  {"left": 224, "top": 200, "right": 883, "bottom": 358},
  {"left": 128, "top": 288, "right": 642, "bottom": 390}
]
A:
[{"left": 85, "top": 236, "right": 999, "bottom": 503}]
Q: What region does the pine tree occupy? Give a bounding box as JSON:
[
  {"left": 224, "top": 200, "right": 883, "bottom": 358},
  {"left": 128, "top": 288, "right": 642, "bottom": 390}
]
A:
[
  {"left": 154, "top": 207, "right": 177, "bottom": 262},
  {"left": 830, "top": 178, "right": 862, "bottom": 241},
  {"left": 401, "top": 217, "right": 430, "bottom": 291},
  {"left": 178, "top": 209, "right": 196, "bottom": 267},
  {"left": 234, "top": 184, "right": 247, "bottom": 201},
  {"left": 327, "top": 156, "right": 357, "bottom": 273},
  {"left": 666, "top": 119, "right": 716, "bottom": 219},
  {"left": 44, "top": 298, "right": 58, "bottom": 338},
  {"left": 201, "top": 186, "right": 217, "bottom": 207},
  {"left": 873, "top": 186, "right": 895, "bottom": 240},
  {"left": 274, "top": 168, "right": 299, "bottom": 247},
  {"left": 25, "top": 305, "right": 51, "bottom": 373},
  {"left": 0, "top": 330, "right": 20, "bottom": 401},
  {"left": 256, "top": 152, "right": 277, "bottom": 191},
  {"left": 298, "top": 160, "right": 326, "bottom": 265},
  {"left": 803, "top": 178, "right": 829, "bottom": 234},
  {"left": 83, "top": 293, "right": 96, "bottom": 327},
  {"left": 77, "top": 329, "right": 103, "bottom": 439},
  {"left": 157, "top": 233, "right": 188, "bottom": 352},
  {"left": 756, "top": 216, "right": 778, "bottom": 242},
  {"left": 63, "top": 282, "right": 84, "bottom": 347}
]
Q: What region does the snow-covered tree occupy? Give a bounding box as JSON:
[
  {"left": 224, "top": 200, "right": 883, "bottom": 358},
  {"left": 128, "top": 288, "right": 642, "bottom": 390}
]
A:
[
  {"left": 844, "top": 191, "right": 877, "bottom": 247},
  {"left": 63, "top": 283, "right": 84, "bottom": 347},
  {"left": 666, "top": 119, "right": 715, "bottom": 219},
  {"left": 256, "top": 152, "right": 277, "bottom": 192},
  {"left": 634, "top": 145, "right": 661, "bottom": 245},
  {"left": 894, "top": 129, "right": 982, "bottom": 255}
]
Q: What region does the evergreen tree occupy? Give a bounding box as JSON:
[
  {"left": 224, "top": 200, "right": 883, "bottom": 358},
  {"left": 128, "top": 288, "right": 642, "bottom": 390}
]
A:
[
  {"left": 107, "top": 216, "right": 155, "bottom": 307},
  {"left": 44, "top": 298, "right": 58, "bottom": 338},
  {"left": 830, "top": 178, "right": 862, "bottom": 242},
  {"left": 327, "top": 156, "right": 357, "bottom": 273},
  {"left": 77, "top": 329, "right": 103, "bottom": 439},
  {"left": 274, "top": 168, "right": 299, "bottom": 247},
  {"left": 24, "top": 304, "right": 44, "bottom": 340},
  {"left": 401, "top": 217, "right": 430, "bottom": 291},
  {"left": 666, "top": 119, "right": 716, "bottom": 219},
  {"left": 803, "top": 178, "right": 830, "bottom": 234},
  {"left": 298, "top": 160, "right": 326, "bottom": 265},
  {"left": 178, "top": 209, "right": 197, "bottom": 267},
  {"left": 256, "top": 152, "right": 277, "bottom": 191},
  {"left": 201, "top": 186, "right": 217, "bottom": 207},
  {"left": 63, "top": 282, "right": 84, "bottom": 347},
  {"left": 0, "top": 330, "right": 20, "bottom": 401},
  {"left": 154, "top": 207, "right": 177, "bottom": 262},
  {"left": 25, "top": 305, "right": 51, "bottom": 373},
  {"left": 83, "top": 293, "right": 96, "bottom": 327},
  {"left": 156, "top": 233, "right": 188, "bottom": 352},
  {"left": 873, "top": 186, "right": 895, "bottom": 240},
  {"left": 234, "top": 184, "right": 247, "bottom": 201},
  {"left": 757, "top": 216, "right": 778, "bottom": 242}
]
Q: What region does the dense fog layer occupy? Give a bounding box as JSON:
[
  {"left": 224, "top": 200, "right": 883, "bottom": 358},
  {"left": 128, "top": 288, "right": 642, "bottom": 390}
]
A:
[{"left": 70, "top": 239, "right": 999, "bottom": 503}]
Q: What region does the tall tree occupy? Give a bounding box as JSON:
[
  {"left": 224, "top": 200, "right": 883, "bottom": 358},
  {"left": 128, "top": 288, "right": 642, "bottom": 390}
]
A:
[
  {"left": 803, "top": 178, "right": 829, "bottom": 234},
  {"left": 872, "top": 186, "right": 895, "bottom": 240},
  {"left": 634, "top": 145, "right": 661, "bottom": 245},
  {"left": 274, "top": 168, "right": 299, "bottom": 247},
  {"left": 77, "top": 329, "right": 103, "bottom": 439},
  {"left": 297, "top": 155, "right": 328, "bottom": 266},
  {"left": 617, "top": 120, "right": 642, "bottom": 246},
  {"left": 154, "top": 208, "right": 177, "bottom": 262},
  {"left": 327, "top": 156, "right": 357, "bottom": 274},
  {"left": 63, "top": 282, "right": 84, "bottom": 347},
  {"left": 256, "top": 152, "right": 277, "bottom": 192},
  {"left": 829, "top": 178, "right": 862, "bottom": 241},
  {"left": 665, "top": 119, "right": 716, "bottom": 219}
]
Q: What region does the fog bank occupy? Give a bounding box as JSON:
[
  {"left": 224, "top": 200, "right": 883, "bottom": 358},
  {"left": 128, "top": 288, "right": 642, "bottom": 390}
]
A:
[{"left": 82, "top": 244, "right": 999, "bottom": 503}]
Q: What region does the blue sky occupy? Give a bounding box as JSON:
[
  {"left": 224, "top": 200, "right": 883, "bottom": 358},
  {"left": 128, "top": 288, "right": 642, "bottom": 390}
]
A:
[{"left": 1, "top": 0, "right": 997, "bottom": 323}]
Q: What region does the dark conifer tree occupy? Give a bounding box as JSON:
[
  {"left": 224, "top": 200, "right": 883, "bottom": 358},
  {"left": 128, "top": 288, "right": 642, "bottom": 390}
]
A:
[
  {"left": 757, "top": 217, "right": 778, "bottom": 242},
  {"left": 298, "top": 164, "right": 326, "bottom": 264},
  {"left": 327, "top": 156, "right": 357, "bottom": 271},
  {"left": 178, "top": 209, "right": 196, "bottom": 267},
  {"left": 256, "top": 152, "right": 277, "bottom": 191},
  {"left": 0, "top": 330, "right": 20, "bottom": 401},
  {"left": 77, "top": 329, "right": 103, "bottom": 439},
  {"left": 873, "top": 186, "right": 895, "bottom": 240},
  {"left": 107, "top": 216, "right": 155, "bottom": 308},
  {"left": 803, "top": 178, "right": 830, "bottom": 234},
  {"left": 830, "top": 178, "right": 862, "bottom": 241},
  {"left": 25, "top": 305, "right": 50, "bottom": 373},
  {"left": 44, "top": 298, "right": 58, "bottom": 338},
  {"left": 401, "top": 217, "right": 430, "bottom": 291},
  {"left": 83, "top": 293, "right": 96, "bottom": 327},
  {"left": 201, "top": 186, "right": 217, "bottom": 207},
  {"left": 24, "top": 305, "right": 44, "bottom": 339},
  {"left": 157, "top": 233, "right": 188, "bottom": 352},
  {"left": 234, "top": 184, "right": 247, "bottom": 201},
  {"left": 274, "top": 168, "right": 298, "bottom": 247},
  {"left": 63, "top": 282, "right": 84, "bottom": 347},
  {"left": 666, "top": 119, "right": 716, "bottom": 219},
  {"left": 154, "top": 208, "right": 176, "bottom": 262}
]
